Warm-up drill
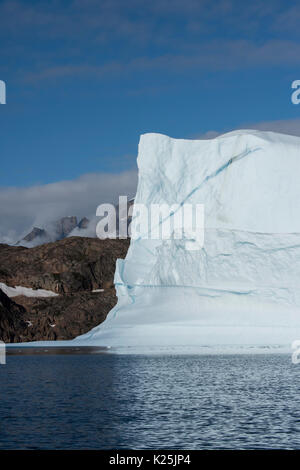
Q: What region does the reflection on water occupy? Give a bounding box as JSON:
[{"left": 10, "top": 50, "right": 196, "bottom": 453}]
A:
[{"left": 0, "top": 353, "right": 299, "bottom": 449}]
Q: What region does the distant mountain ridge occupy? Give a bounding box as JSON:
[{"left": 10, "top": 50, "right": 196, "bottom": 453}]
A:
[
  {"left": 17, "top": 197, "right": 135, "bottom": 247},
  {"left": 18, "top": 216, "right": 90, "bottom": 247}
]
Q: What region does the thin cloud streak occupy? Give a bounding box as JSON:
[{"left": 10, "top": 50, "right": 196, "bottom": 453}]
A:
[
  {"left": 2, "top": 0, "right": 300, "bottom": 83},
  {"left": 22, "top": 39, "right": 300, "bottom": 83}
]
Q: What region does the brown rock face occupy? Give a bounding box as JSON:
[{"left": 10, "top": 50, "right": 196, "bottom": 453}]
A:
[
  {"left": 0, "top": 289, "right": 27, "bottom": 343},
  {"left": 13, "top": 289, "right": 117, "bottom": 341},
  {"left": 0, "top": 237, "right": 130, "bottom": 342},
  {"left": 0, "top": 236, "right": 130, "bottom": 294}
]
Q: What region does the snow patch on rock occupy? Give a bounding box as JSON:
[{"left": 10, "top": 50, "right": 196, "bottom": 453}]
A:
[{"left": 0, "top": 282, "right": 58, "bottom": 298}]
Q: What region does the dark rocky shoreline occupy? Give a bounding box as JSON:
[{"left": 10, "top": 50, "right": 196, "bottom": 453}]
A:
[{"left": 0, "top": 237, "right": 129, "bottom": 342}]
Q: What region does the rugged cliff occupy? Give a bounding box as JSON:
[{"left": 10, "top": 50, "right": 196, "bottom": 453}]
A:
[{"left": 0, "top": 237, "right": 129, "bottom": 342}]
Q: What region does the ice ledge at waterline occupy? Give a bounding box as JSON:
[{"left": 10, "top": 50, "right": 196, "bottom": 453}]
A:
[{"left": 75, "top": 129, "right": 300, "bottom": 348}]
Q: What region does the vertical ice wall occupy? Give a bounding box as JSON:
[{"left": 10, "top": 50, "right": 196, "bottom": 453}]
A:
[{"left": 76, "top": 130, "right": 300, "bottom": 351}]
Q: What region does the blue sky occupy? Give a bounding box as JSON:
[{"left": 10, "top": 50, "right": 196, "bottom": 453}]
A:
[{"left": 0, "top": 0, "right": 300, "bottom": 240}]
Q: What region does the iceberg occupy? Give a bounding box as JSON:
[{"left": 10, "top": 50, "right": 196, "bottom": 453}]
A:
[{"left": 76, "top": 129, "right": 300, "bottom": 352}]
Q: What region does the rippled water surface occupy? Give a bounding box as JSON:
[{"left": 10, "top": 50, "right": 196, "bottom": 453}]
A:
[{"left": 0, "top": 352, "right": 299, "bottom": 449}]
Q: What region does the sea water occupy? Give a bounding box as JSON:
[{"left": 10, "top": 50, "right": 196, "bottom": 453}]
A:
[{"left": 0, "top": 352, "right": 299, "bottom": 449}]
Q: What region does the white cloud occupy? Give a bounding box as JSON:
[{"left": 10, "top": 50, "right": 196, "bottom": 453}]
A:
[{"left": 0, "top": 170, "right": 137, "bottom": 244}]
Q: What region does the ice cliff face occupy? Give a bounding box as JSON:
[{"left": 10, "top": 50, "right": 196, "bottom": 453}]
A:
[{"left": 77, "top": 130, "right": 300, "bottom": 352}]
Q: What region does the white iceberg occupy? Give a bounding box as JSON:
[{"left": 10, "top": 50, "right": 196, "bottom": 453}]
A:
[{"left": 75, "top": 129, "right": 300, "bottom": 352}]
